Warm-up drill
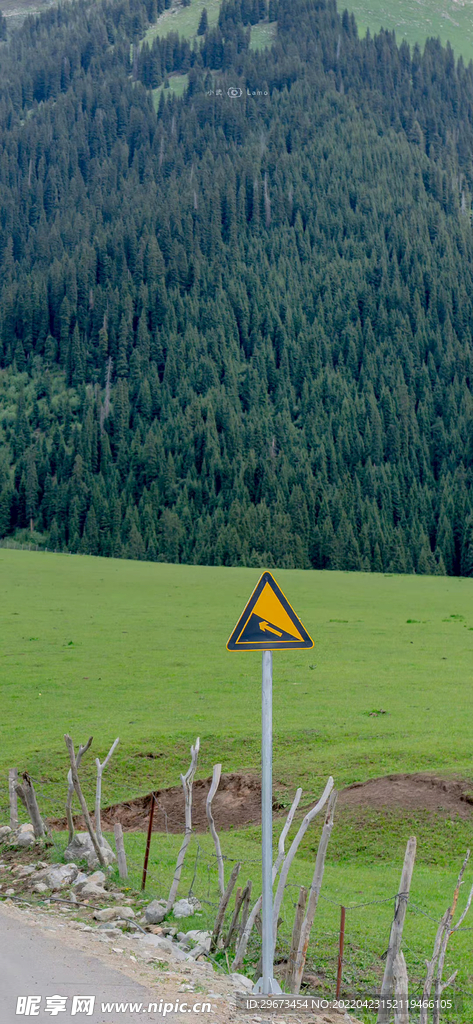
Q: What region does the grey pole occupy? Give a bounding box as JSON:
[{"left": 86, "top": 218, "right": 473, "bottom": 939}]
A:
[{"left": 254, "top": 650, "right": 281, "bottom": 995}]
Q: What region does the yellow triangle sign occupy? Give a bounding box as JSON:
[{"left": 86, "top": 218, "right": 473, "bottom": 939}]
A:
[{"left": 227, "top": 571, "right": 314, "bottom": 651}]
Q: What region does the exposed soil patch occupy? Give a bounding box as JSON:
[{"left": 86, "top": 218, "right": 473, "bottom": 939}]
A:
[
  {"left": 51, "top": 772, "right": 473, "bottom": 835},
  {"left": 53, "top": 773, "right": 265, "bottom": 833},
  {"left": 339, "top": 773, "right": 473, "bottom": 818}
]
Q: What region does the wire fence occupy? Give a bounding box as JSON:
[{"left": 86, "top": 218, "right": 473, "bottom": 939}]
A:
[{"left": 1, "top": 757, "right": 473, "bottom": 1022}]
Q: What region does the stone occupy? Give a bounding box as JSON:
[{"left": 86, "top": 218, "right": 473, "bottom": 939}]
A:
[
  {"left": 0, "top": 827, "right": 12, "bottom": 842},
  {"left": 18, "top": 823, "right": 34, "bottom": 833},
  {"left": 5, "top": 888, "right": 15, "bottom": 896},
  {"left": 87, "top": 870, "right": 106, "bottom": 886},
  {"left": 79, "top": 881, "right": 107, "bottom": 898},
  {"left": 39, "top": 864, "right": 79, "bottom": 891},
  {"left": 64, "top": 833, "right": 115, "bottom": 870},
  {"left": 230, "top": 973, "right": 254, "bottom": 992},
  {"left": 173, "top": 898, "right": 200, "bottom": 919},
  {"left": 144, "top": 900, "right": 167, "bottom": 925},
  {"left": 116, "top": 907, "right": 135, "bottom": 920},
  {"left": 14, "top": 832, "right": 35, "bottom": 848},
  {"left": 137, "top": 934, "right": 188, "bottom": 961},
  {"left": 94, "top": 907, "right": 135, "bottom": 922},
  {"left": 71, "top": 872, "right": 89, "bottom": 889},
  {"left": 11, "top": 865, "right": 36, "bottom": 878},
  {"left": 185, "top": 930, "right": 212, "bottom": 952},
  {"left": 32, "top": 882, "right": 49, "bottom": 894}
]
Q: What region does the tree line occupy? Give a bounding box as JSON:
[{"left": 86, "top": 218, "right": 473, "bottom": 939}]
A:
[{"left": 1, "top": 0, "right": 473, "bottom": 573}]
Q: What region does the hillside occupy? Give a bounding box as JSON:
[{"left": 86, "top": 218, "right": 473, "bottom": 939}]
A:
[
  {"left": 2, "top": 0, "right": 473, "bottom": 574},
  {"left": 1, "top": 550, "right": 473, "bottom": 1013}
]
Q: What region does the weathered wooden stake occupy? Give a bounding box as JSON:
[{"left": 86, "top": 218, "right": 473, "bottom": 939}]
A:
[
  {"left": 206, "top": 764, "right": 225, "bottom": 896},
  {"left": 66, "top": 736, "right": 93, "bottom": 844},
  {"left": 273, "top": 777, "right": 334, "bottom": 960},
  {"left": 64, "top": 734, "right": 106, "bottom": 869},
  {"left": 393, "top": 951, "right": 409, "bottom": 1024},
  {"left": 224, "top": 885, "right": 243, "bottom": 948},
  {"left": 232, "top": 787, "right": 302, "bottom": 972},
  {"left": 114, "top": 822, "right": 128, "bottom": 880},
  {"left": 377, "top": 837, "right": 417, "bottom": 1024},
  {"left": 165, "top": 737, "right": 200, "bottom": 914},
  {"left": 16, "top": 773, "right": 45, "bottom": 839},
  {"left": 292, "top": 788, "right": 338, "bottom": 993},
  {"left": 211, "top": 861, "right": 241, "bottom": 952},
  {"left": 336, "top": 905, "right": 346, "bottom": 999},
  {"left": 238, "top": 880, "right": 253, "bottom": 944},
  {"left": 95, "top": 737, "right": 119, "bottom": 846},
  {"left": 286, "top": 885, "right": 307, "bottom": 991},
  {"left": 9, "top": 769, "right": 18, "bottom": 831}
]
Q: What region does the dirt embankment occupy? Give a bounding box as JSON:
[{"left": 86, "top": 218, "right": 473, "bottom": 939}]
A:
[{"left": 52, "top": 771, "right": 473, "bottom": 834}]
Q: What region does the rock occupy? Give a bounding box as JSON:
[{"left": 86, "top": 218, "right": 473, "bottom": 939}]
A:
[
  {"left": 0, "top": 826, "right": 12, "bottom": 842},
  {"left": 5, "top": 888, "right": 15, "bottom": 896},
  {"left": 71, "top": 872, "right": 89, "bottom": 889},
  {"left": 137, "top": 934, "right": 188, "bottom": 961},
  {"left": 231, "top": 973, "right": 254, "bottom": 992},
  {"left": 39, "top": 864, "right": 79, "bottom": 891},
  {"left": 94, "top": 907, "right": 135, "bottom": 922},
  {"left": 87, "top": 870, "right": 106, "bottom": 886},
  {"left": 64, "top": 833, "right": 115, "bottom": 870},
  {"left": 14, "top": 832, "right": 35, "bottom": 849},
  {"left": 139, "top": 934, "right": 175, "bottom": 954},
  {"left": 185, "top": 930, "right": 212, "bottom": 952},
  {"left": 145, "top": 900, "right": 167, "bottom": 925},
  {"left": 79, "top": 881, "right": 107, "bottom": 899},
  {"left": 173, "top": 898, "right": 201, "bottom": 919},
  {"left": 18, "top": 823, "right": 34, "bottom": 833},
  {"left": 32, "top": 882, "right": 49, "bottom": 894},
  {"left": 117, "top": 907, "right": 135, "bottom": 920},
  {"left": 11, "top": 865, "right": 36, "bottom": 878}
]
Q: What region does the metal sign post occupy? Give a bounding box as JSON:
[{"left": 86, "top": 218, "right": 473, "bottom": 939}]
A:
[
  {"left": 254, "top": 650, "right": 281, "bottom": 995},
  {"left": 227, "top": 572, "right": 314, "bottom": 996}
]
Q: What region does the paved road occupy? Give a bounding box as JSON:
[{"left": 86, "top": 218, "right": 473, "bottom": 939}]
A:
[{"left": 0, "top": 906, "right": 177, "bottom": 1022}]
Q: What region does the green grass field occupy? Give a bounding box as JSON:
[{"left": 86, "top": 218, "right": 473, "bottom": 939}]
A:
[
  {"left": 1, "top": 550, "right": 473, "bottom": 1015},
  {"left": 138, "top": 0, "right": 473, "bottom": 88},
  {"left": 347, "top": 0, "right": 473, "bottom": 64}
]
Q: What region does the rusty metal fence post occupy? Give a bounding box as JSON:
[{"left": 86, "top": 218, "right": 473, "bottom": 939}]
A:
[{"left": 141, "top": 793, "right": 156, "bottom": 890}]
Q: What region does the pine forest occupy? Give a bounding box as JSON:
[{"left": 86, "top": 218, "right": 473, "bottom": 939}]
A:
[{"left": 1, "top": 0, "right": 473, "bottom": 575}]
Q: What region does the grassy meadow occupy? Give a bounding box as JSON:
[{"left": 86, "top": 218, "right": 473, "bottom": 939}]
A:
[
  {"left": 1, "top": 549, "right": 473, "bottom": 1015},
  {"left": 138, "top": 0, "right": 473, "bottom": 78}
]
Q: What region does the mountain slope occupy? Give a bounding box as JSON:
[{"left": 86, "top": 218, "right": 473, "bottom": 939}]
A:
[{"left": 1, "top": 0, "right": 473, "bottom": 573}]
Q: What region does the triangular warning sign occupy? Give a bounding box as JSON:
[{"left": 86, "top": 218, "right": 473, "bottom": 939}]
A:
[{"left": 227, "top": 571, "right": 314, "bottom": 651}]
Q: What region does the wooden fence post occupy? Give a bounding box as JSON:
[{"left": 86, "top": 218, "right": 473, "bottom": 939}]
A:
[
  {"left": 292, "top": 789, "right": 338, "bottom": 993},
  {"left": 393, "top": 951, "right": 409, "bottom": 1024},
  {"left": 16, "top": 773, "right": 45, "bottom": 839},
  {"left": 336, "top": 905, "right": 346, "bottom": 999},
  {"left": 377, "top": 837, "right": 417, "bottom": 1024},
  {"left": 165, "top": 738, "right": 200, "bottom": 914},
  {"left": 206, "top": 764, "right": 225, "bottom": 896},
  {"left": 286, "top": 885, "right": 307, "bottom": 991},
  {"left": 9, "top": 769, "right": 18, "bottom": 830},
  {"left": 114, "top": 822, "right": 128, "bottom": 879},
  {"left": 211, "top": 862, "right": 240, "bottom": 952},
  {"left": 64, "top": 734, "right": 106, "bottom": 868}
]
